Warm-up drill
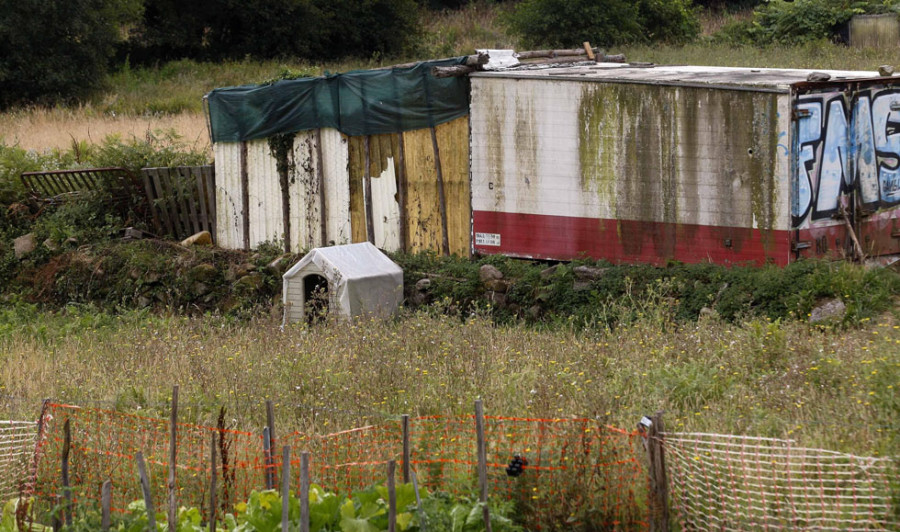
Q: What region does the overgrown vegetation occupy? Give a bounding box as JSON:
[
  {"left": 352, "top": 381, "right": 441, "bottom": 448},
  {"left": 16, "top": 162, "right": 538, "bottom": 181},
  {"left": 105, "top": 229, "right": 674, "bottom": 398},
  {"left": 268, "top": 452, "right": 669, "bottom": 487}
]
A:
[
  {"left": 396, "top": 252, "right": 900, "bottom": 328},
  {"left": 1, "top": 486, "right": 522, "bottom": 532},
  {"left": 503, "top": 0, "right": 700, "bottom": 48},
  {"left": 711, "top": 0, "right": 900, "bottom": 45}
]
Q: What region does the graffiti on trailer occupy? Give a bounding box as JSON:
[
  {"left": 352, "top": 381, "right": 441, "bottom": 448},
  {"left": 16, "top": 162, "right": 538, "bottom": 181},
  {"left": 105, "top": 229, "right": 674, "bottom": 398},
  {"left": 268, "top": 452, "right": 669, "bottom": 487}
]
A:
[{"left": 793, "top": 89, "right": 900, "bottom": 228}]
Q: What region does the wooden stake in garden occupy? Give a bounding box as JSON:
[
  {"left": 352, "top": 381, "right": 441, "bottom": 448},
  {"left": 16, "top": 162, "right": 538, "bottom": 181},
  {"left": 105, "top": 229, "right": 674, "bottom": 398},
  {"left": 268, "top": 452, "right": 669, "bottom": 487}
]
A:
[
  {"left": 474, "top": 400, "right": 492, "bottom": 532},
  {"left": 209, "top": 433, "right": 218, "bottom": 532},
  {"left": 101, "top": 480, "right": 112, "bottom": 531},
  {"left": 282, "top": 446, "right": 291, "bottom": 532},
  {"left": 300, "top": 452, "right": 310, "bottom": 532},
  {"left": 266, "top": 399, "right": 277, "bottom": 488},
  {"left": 168, "top": 385, "right": 179, "bottom": 531},
  {"left": 263, "top": 427, "right": 274, "bottom": 489},
  {"left": 641, "top": 411, "right": 669, "bottom": 532},
  {"left": 136, "top": 451, "right": 156, "bottom": 531},
  {"left": 61, "top": 418, "right": 72, "bottom": 527},
  {"left": 387, "top": 460, "right": 397, "bottom": 532},
  {"left": 402, "top": 414, "right": 411, "bottom": 483}
]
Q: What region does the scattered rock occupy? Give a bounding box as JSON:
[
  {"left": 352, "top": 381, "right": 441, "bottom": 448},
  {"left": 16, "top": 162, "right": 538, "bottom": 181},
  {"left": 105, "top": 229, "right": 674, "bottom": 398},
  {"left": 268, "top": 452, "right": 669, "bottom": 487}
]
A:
[
  {"left": 43, "top": 238, "right": 59, "bottom": 252},
  {"left": 540, "top": 264, "right": 561, "bottom": 279},
  {"left": 233, "top": 272, "right": 264, "bottom": 292},
  {"left": 137, "top": 295, "right": 152, "bottom": 308},
  {"left": 122, "top": 227, "right": 146, "bottom": 240},
  {"left": 192, "top": 282, "right": 211, "bottom": 297},
  {"left": 573, "top": 265, "right": 608, "bottom": 281},
  {"left": 878, "top": 65, "right": 895, "bottom": 77},
  {"left": 699, "top": 307, "right": 718, "bottom": 319},
  {"left": 809, "top": 298, "right": 846, "bottom": 324},
  {"left": 188, "top": 263, "right": 219, "bottom": 283},
  {"left": 487, "top": 291, "right": 507, "bottom": 307},
  {"left": 807, "top": 72, "right": 831, "bottom": 82},
  {"left": 528, "top": 304, "right": 542, "bottom": 320},
  {"left": 13, "top": 233, "right": 36, "bottom": 259},
  {"left": 180, "top": 231, "right": 213, "bottom": 247},
  {"left": 231, "top": 263, "right": 257, "bottom": 280},
  {"left": 415, "top": 278, "right": 432, "bottom": 291},
  {"left": 484, "top": 279, "right": 510, "bottom": 293},
  {"left": 265, "top": 253, "right": 293, "bottom": 275},
  {"left": 573, "top": 280, "right": 592, "bottom": 292},
  {"left": 479, "top": 264, "right": 504, "bottom": 283}
]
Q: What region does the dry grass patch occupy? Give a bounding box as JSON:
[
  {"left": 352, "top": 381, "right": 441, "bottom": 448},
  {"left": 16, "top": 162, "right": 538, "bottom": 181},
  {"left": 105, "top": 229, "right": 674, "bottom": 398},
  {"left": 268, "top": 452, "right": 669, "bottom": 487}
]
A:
[{"left": 0, "top": 107, "right": 209, "bottom": 153}]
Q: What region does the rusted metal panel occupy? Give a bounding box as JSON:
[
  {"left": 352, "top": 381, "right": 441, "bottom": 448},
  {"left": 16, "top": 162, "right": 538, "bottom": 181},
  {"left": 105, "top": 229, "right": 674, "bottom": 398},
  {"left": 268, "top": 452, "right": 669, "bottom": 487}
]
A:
[
  {"left": 470, "top": 77, "right": 792, "bottom": 265},
  {"left": 402, "top": 117, "right": 471, "bottom": 256}
]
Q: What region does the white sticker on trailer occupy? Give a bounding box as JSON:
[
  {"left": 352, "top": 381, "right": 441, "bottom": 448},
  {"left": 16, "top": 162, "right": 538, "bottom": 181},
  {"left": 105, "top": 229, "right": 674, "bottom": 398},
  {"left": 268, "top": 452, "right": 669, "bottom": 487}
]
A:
[{"left": 475, "top": 232, "right": 501, "bottom": 246}]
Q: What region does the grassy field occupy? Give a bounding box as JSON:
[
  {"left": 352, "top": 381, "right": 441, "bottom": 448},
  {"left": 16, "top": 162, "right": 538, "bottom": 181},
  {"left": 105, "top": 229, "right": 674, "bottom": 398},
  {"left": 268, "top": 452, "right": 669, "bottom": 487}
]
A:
[{"left": 1, "top": 303, "right": 897, "bottom": 457}]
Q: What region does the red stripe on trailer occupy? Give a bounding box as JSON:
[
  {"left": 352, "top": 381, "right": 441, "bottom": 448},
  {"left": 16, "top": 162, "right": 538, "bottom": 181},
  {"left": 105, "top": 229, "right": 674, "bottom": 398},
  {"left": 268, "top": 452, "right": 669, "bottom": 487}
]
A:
[{"left": 472, "top": 210, "right": 791, "bottom": 266}]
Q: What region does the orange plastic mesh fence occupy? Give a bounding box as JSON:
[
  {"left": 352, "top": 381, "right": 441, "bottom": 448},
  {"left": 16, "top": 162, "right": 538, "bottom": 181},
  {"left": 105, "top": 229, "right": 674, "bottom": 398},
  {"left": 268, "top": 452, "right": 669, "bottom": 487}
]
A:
[
  {"left": 0, "top": 420, "right": 37, "bottom": 500},
  {"left": 409, "top": 415, "right": 647, "bottom": 530},
  {"left": 663, "top": 432, "right": 899, "bottom": 531},
  {"left": 30, "top": 404, "right": 647, "bottom": 530},
  {"left": 32, "top": 404, "right": 265, "bottom": 517}
]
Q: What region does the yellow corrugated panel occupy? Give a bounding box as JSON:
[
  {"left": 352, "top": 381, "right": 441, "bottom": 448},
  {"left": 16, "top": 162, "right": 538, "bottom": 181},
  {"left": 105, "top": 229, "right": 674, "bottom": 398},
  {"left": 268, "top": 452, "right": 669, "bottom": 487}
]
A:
[{"left": 402, "top": 116, "right": 471, "bottom": 256}]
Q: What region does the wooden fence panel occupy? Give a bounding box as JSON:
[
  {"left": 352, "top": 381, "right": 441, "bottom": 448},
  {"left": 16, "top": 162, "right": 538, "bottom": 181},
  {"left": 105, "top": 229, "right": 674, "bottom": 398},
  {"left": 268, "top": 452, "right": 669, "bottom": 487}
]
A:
[{"left": 142, "top": 166, "right": 216, "bottom": 243}]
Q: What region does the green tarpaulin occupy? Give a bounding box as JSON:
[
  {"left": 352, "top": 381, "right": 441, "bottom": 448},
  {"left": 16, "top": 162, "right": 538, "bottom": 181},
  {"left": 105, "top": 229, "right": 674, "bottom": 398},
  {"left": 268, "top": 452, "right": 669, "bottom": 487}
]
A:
[{"left": 206, "top": 57, "right": 470, "bottom": 143}]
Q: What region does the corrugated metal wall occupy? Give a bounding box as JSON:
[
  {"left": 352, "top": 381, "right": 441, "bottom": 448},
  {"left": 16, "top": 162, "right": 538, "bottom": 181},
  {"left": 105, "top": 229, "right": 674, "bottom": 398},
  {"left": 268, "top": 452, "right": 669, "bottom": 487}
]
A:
[
  {"left": 213, "top": 117, "right": 470, "bottom": 256},
  {"left": 470, "top": 77, "right": 792, "bottom": 265}
]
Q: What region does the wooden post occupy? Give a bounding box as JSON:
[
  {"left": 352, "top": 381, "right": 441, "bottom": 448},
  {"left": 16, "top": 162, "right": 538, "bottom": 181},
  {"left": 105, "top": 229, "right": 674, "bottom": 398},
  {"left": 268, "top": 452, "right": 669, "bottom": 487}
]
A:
[
  {"left": 61, "top": 418, "right": 71, "bottom": 527},
  {"left": 387, "top": 460, "right": 397, "bottom": 532},
  {"left": 300, "top": 452, "right": 310, "bottom": 532},
  {"left": 240, "top": 141, "right": 250, "bottom": 251},
  {"left": 209, "top": 433, "right": 218, "bottom": 532},
  {"left": 643, "top": 412, "right": 670, "bottom": 532},
  {"left": 282, "top": 446, "right": 291, "bottom": 532},
  {"left": 474, "top": 400, "right": 492, "bottom": 532},
  {"left": 168, "top": 386, "right": 179, "bottom": 532},
  {"left": 52, "top": 495, "right": 61, "bottom": 532},
  {"left": 136, "top": 452, "right": 157, "bottom": 531},
  {"left": 263, "top": 427, "right": 274, "bottom": 490},
  {"left": 583, "top": 41, "right": 596, "bottom": 61},
  {"left": 429, "top": 127, "right": 451, "bottom": 256},
  {"left": 402, "top": 415, "right": 411, "bottom": 483},
  {"left": 364, "top": 136, "right": 375, "bottom": 245},
  {"left": 101, "top": 480, "right": 112, "bottom": 531},
  {"left": 267, "top": 400, "right": 277, "bottom": 488}
]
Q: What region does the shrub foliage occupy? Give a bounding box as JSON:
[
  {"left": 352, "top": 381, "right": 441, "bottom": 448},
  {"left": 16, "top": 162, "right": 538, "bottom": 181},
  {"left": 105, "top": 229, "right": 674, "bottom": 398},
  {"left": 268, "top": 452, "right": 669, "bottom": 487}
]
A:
[{"left": 503, "top": 0, "right": 700, "bottom": 48}]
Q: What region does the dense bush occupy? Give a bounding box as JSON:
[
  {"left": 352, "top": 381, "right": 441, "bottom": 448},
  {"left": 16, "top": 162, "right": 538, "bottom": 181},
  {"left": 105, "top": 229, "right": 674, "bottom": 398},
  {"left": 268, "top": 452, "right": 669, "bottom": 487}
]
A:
[
  {"left": 503, "top": 0, "right": 700, "bottom": 48},
  {"left": 0, "top": 0, "right": 142, "bottom": 108},
  {"left": 711, "top": 0, "right": 888, "bottom": 45}
]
